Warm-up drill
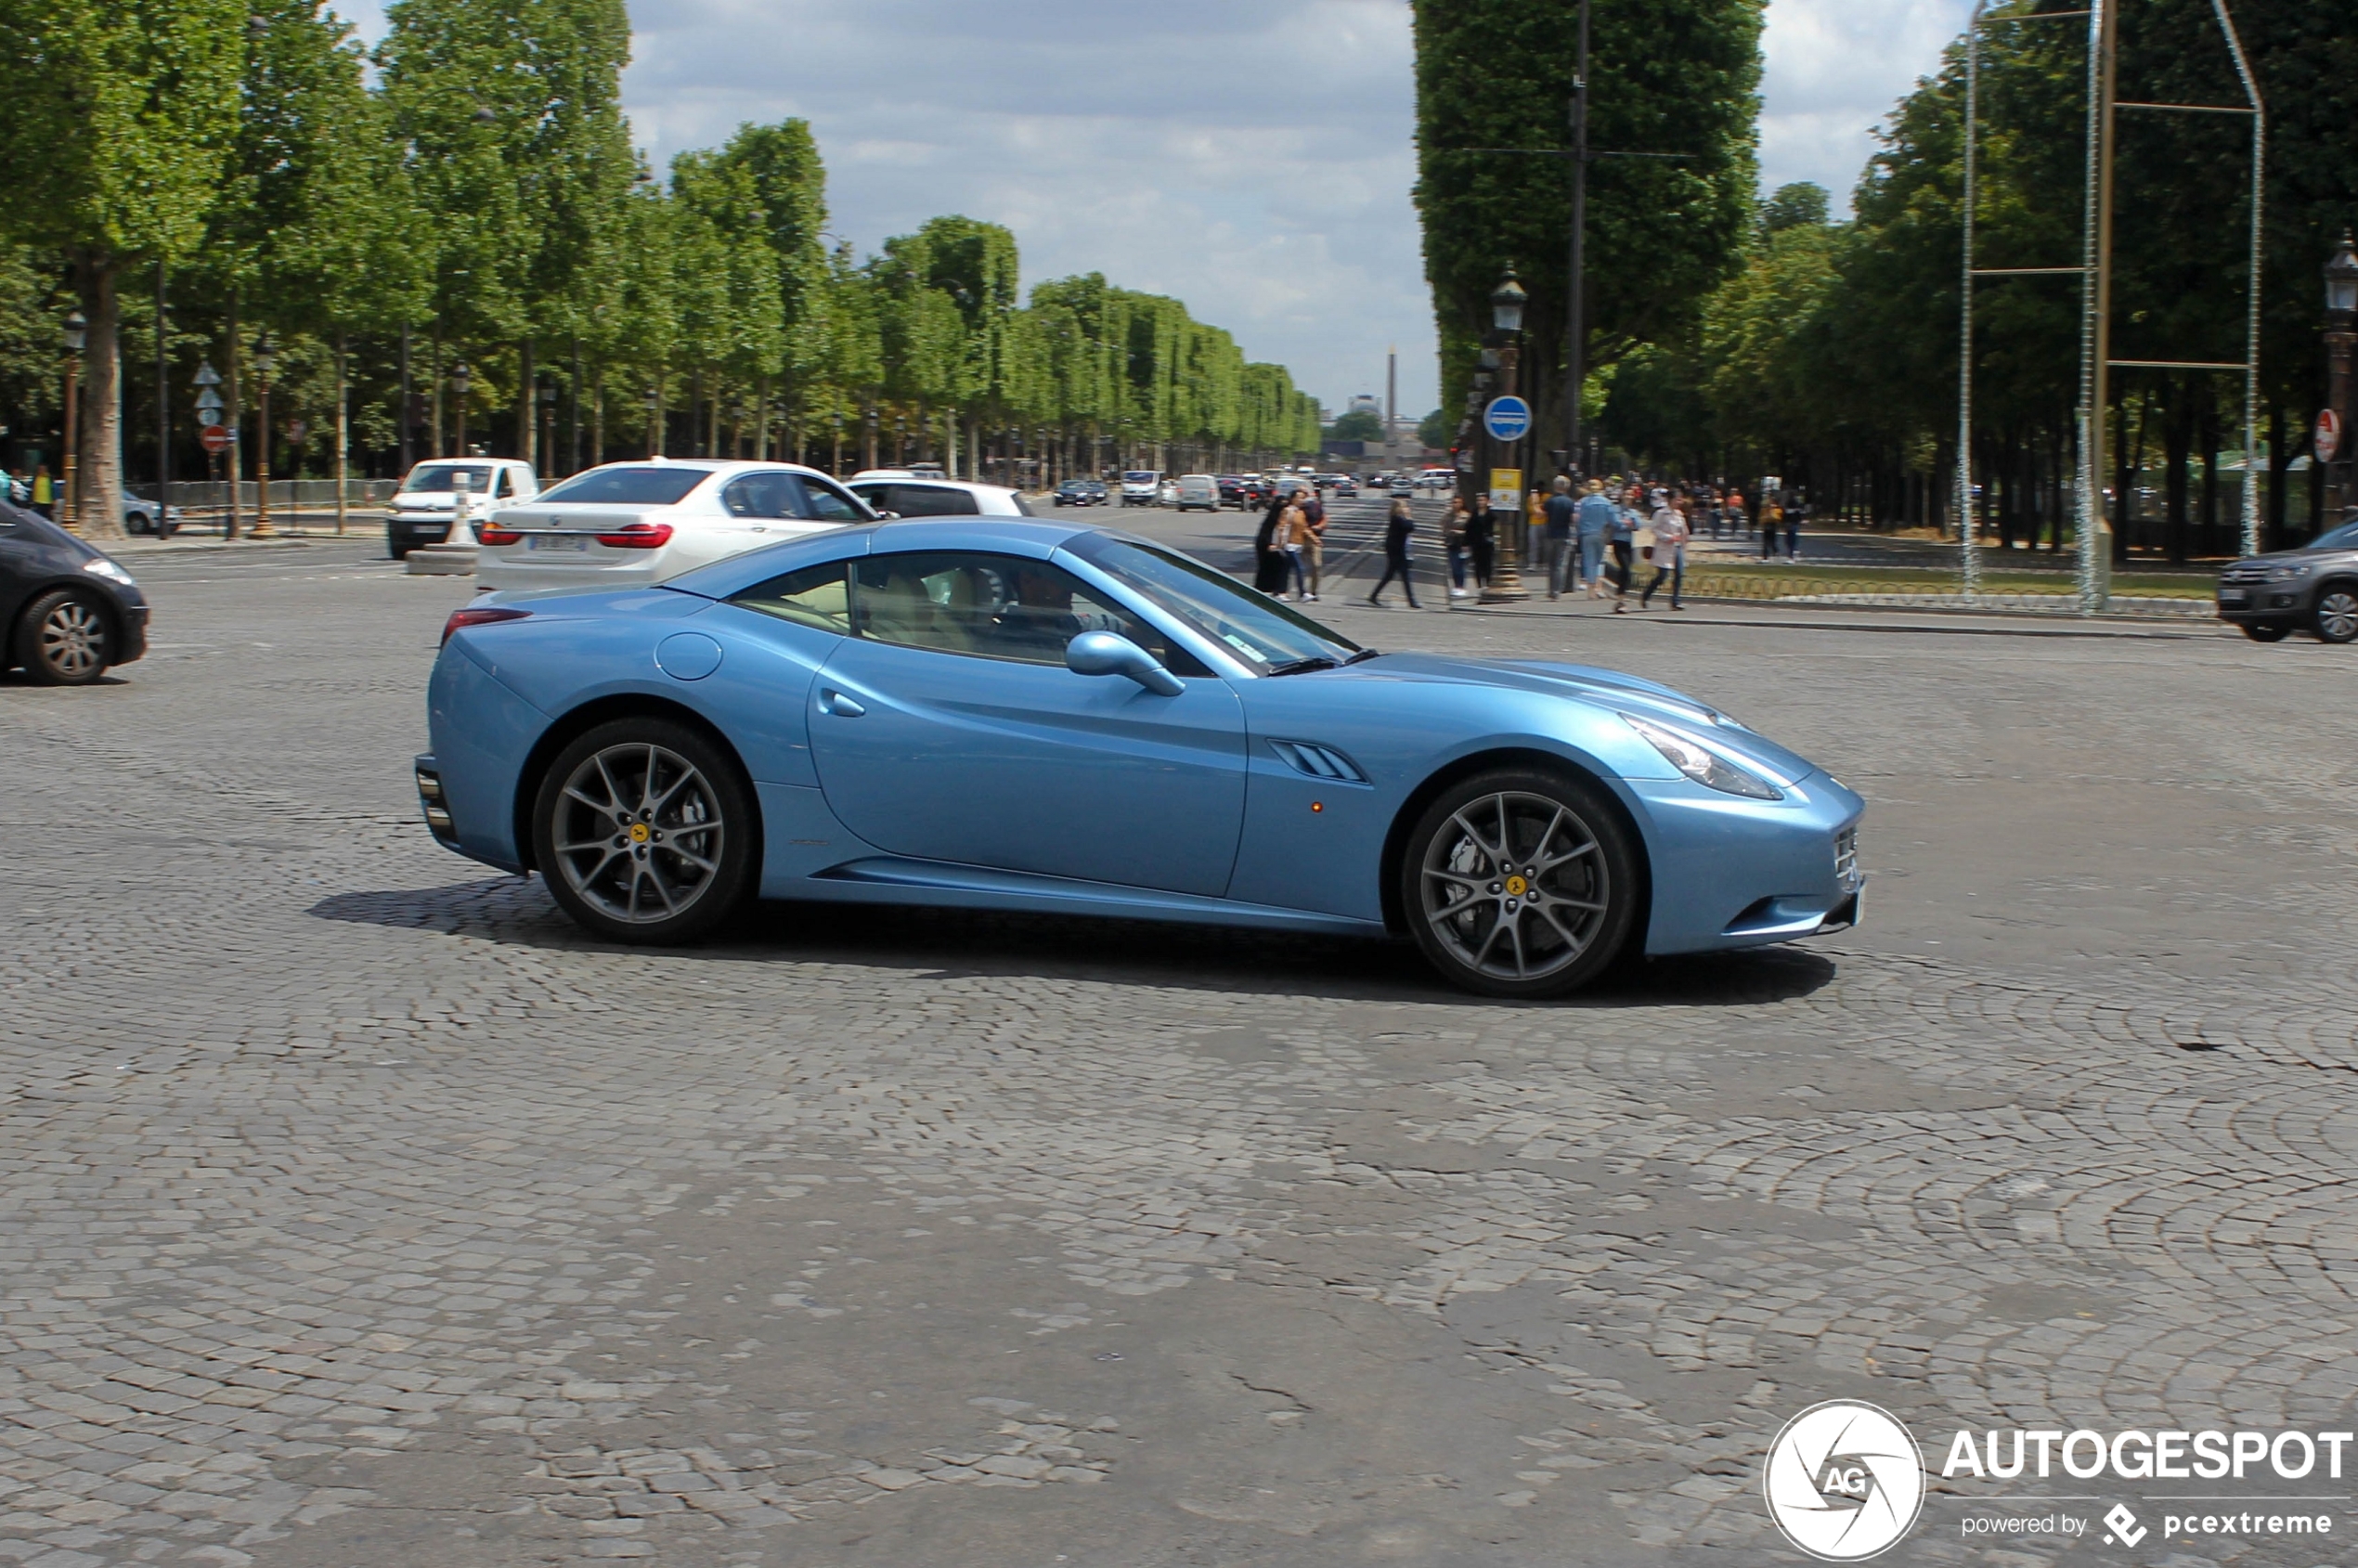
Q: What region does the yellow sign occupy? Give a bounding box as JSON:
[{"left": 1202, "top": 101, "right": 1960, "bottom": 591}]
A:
[{"left": 1489, "top": 468, "right": 1523, "bottom": 512}]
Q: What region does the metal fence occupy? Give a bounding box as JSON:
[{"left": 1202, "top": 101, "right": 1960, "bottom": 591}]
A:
[{"left": 161, "top": 479, "right": 397, "bottom": 510}]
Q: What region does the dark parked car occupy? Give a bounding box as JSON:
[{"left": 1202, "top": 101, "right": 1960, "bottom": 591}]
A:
[
  {"left": 2216, "top": 519, "right": 2358, "bottom": 643},
  {"left": 2, "top": 502, "right": 149, "bottom": 684},
  {"left": 1054, "top": 479, "right": 1108, "bottom": 508},
  {"left": 1330, "top": 475, "right": 1360, "bottom": 498},
  {"left": 1216, "top": 475, "right": 1247, "bottom": 508}
]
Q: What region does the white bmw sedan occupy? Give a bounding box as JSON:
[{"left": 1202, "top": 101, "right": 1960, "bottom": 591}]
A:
[{"left": 475, "top": 460, "right": 878, "bottom": 592}]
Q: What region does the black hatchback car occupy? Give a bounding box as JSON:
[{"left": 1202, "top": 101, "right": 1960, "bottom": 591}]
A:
[
  {"left": 2215, "top": 518, "right": 2358, "bottom": 643},
  {"left": 2, "top": 502, "right": 149, "bottom": 683}
]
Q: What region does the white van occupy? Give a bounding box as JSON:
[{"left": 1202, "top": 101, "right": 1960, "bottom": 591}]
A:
[
  {"left": 1120, "top": 471, "right": 1162, "bottom": 507},
  {"left": 1173, "top": 474, "right": 1220, "bottom": 512},
  {"left": 387, "top": 458, "right": 539, "bottom": 557}
]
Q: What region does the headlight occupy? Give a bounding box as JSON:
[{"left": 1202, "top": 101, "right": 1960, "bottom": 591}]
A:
[
  {"left": 82, "top": 558, "right": 136, "bottom": 587},
  {"left": 2269, "top": 564, "right": 2313, "bottom": 581},
  {"left": 1625, "top": 715, "right": 1782, "bottom": 800}
]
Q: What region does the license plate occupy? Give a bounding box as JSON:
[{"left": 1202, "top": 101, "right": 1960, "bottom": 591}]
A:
[
  {"left": 2218, "top": 589, "right": 2247, "bottom": 604},
  {"left": 527, "top": 534, "right": 590, "bottom": 552}
]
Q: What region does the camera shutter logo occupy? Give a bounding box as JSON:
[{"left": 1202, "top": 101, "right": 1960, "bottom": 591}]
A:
[{"left": 1762, "top": 1401, "right": 1925, "bottom": 1561}]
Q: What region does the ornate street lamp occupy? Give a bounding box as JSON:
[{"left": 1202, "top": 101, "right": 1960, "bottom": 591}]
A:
[
  {"left": 1480, "top": 268, "right": 1531, "bottom": 602},
  {"left": 59, "top": 309, "right": 85, "bottom": 529},
  {"left": 250, "top": 332, "right": 278, "bottom": 538}
]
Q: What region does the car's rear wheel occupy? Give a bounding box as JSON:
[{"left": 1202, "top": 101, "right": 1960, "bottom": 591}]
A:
[
  {"left": 1401, "top": 768, "right": 1640, "bottom": 999},
  {"left": 532, "top": 719, "right": 757, "bottom": 944},
  {"left": 2240, "top": 621, "right": 2291, "bottom": 642},
  {"left": 2311, "top": 586, "right": 2358, "bottom": 644},
  {"left": 14, "top": 589, "right": 112, "bottom": 685}
]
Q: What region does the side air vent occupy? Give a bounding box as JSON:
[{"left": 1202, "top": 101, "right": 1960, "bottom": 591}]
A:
[{"left": 1269, "top": 740, "right": 1368, "bottom": 784}]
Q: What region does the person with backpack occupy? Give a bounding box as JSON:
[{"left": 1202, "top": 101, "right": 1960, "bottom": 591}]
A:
[{"left": 1367, "top": 496, "right": 1419, "bottom": 608}]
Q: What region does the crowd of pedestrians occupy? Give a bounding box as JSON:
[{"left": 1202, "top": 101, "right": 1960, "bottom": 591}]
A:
[{"left": 1255, "top": 470, "right": 1813, "bottom": 616}]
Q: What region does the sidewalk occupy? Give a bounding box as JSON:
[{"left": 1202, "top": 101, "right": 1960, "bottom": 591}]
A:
[{"left": 97, "top": 511, "right": 389, "bottom": 556}]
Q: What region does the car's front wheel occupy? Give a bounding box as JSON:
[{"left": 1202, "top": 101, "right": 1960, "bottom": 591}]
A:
[
  {"left": 14, "top": 589, "right": 112, "bottom": 685},
  {"left": 1400, "top": 768, "right": 1640, "bottom": 998},
  {"left": 532, "top": 719, "right": 758, "bottom": 944},
  {"left": 2311, "top": 586, "right": 2358, "bottom": 644},
  {"left": 2240, "top": 621, "right": 2291, "bottom": 642}
]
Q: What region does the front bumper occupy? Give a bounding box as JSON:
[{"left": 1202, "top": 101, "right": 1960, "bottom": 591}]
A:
[
  {"left": 389, "top": 516, "right": 455, "bottom": 549},
  {"left": 2214, "top": 577, "right": 2304, "bottom": 620},
  {"left": 1635, "top": 772, "right": 1866, "bottom": 956}
]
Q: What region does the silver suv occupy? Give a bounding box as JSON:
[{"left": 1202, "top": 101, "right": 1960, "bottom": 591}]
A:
[{"left": 2216, "top": 519, "right": 2358, "bottom": 643}]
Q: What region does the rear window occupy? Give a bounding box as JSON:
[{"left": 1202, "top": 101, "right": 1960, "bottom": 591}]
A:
[
  {"left": 856, "top": 483, "right": 980, "bottom": 519},
  {"left": 537, "top": 467, "right": 708, "bottom": 506}
]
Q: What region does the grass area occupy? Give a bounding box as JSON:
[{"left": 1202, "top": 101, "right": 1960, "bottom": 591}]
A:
[{"left": 1685, "top": 560, "right": 2213, "bottom": 599}]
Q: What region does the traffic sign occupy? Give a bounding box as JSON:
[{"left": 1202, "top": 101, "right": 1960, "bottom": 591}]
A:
[
  {"left": 1483, "top": 395, "right": 1533, "bottom": 443},
  {"left": 2317, "top": 408, "right": 2342, "bottom": 465},
  {"left": 201, "top": 425, "right": 232, "bottom": 456}
]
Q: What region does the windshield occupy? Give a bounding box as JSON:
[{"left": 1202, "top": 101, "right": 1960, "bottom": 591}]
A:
[
  {"left": 401, "top": 464, "right": 492, "bottom": 494},
  {"left": 2311, "top": 521, "right": 2358, "bottom": 551},
  {"left": 535, "top": 466, "right": 709, "bottom": 506},
  {"left": 1067, "top": 534, "right": 1360, "bottom": 675},
  {"left": 1123, "top": 472, "right": 1158, "bottom": 484}
]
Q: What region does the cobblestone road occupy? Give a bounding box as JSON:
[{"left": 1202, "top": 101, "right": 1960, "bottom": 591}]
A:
[{"left": 5, "top": 542, "right": 2355, "bottom": 1567}]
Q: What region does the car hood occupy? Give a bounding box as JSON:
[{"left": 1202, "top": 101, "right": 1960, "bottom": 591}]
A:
[
  {"left": 1351, "top": 652, "right": 1820, "bottom": 784},
  {"left": 2225, "top": 547, "right": 2354, "bottom": 568}
]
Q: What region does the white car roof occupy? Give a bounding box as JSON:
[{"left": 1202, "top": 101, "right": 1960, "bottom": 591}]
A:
[{"left": 845, "top": 476, "right": 1022, "bottom": 499}]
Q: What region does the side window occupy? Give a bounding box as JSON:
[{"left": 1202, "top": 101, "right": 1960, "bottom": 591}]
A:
[
  {"left": 793, "top": 477, "right": 869, "bottom": 523},
  {"left": 493, "top": 470, "right": 512, "bottom": 498},
  {"left": 730, "top": 561, "right": 852, "bottom": 635},
  {"left": 722, "top": 473, "right": 797, "bottom": 519},
  {"left": 850, "top": 551, "right": 1207, "bottom": 674}
]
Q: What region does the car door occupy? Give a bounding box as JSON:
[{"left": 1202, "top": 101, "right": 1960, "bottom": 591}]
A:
[
  {"left": 714, "top": 472, "right": 802, "bottom": 564},
  {"left": 806, "top": 550, "right": 1247, "bottom": 896}
]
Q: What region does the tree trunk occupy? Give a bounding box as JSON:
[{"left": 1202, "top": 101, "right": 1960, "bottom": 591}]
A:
[
  {"left": 2162, "top": 387, "right": 2193, "bottom": 566},
  {"left": 334, "top": 332, "right": 349, "bottom": 536},
  {"left": 518, "top": 339, "right": 537, "bottom": 473},
  {"left": 73, "top": 252, "right": 127, "bottom": 543},
  {"left": 226, "top": 298, "right": 244, "bottom": 540}
]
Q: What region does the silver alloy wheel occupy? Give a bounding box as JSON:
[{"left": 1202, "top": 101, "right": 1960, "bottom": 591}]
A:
[
  {"left": 1419, "top": 790, "right": 1610, "bottom": 982},
  {"left": 550, "top": 742, "right": 726, "bottom": 924},
  {"left": 2316, "top": 590, "right": 2358, "bottom": 643},
  {"left": 38, "top": 599, "right": 108, "bottom": 679}
]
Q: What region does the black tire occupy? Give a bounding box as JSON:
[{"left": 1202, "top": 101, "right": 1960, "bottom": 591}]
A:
[
  {"left": 14, "top": 588, "right": 112, "bottom": 685},
  {"left": 2240, "top": 621, "right": 2291, "bottom": 642},
  {"left": 531, "top": 717, "right": 758, "bottom": 944},
  {"left": 124, "top": 510, "right": 151, "bottom": 536},
  {"left": 1399, "top": 766, "right": 1641, "bottom": 999},
  {"left": 2310, "top": 585, "right": 2358, "bottom": 644}
]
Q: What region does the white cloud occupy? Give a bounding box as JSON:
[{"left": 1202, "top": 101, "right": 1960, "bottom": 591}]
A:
[
  {"left": 329, "top": 0, "right": 1970, "bottom": 416},
  {"left": 1759, "top": 0, "right": 1971, "bottom": 210}
]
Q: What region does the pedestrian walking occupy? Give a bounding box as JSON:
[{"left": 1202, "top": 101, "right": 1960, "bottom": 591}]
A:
[
  {"left": 29, "top": 463, "right": 54, "bottom": 520},
  {"left": 1252, "top": 493, "right": 1289, "bottom": 594},
  {"left": 1444, "top": 496, "right": 1471, "bottom": 599},
  {"left": 1784, "top": 490, "right": 1806, "bottom": 561},
  {"left": 1607, "top": 488, "right": 1639, "bottom": 612},
  {"left": 1540, "top": 475, "right": 1578, "bottom": 599},
  {"left": 1641, "top": 494, "right": 1691, "bottom": 610},
  {"left": 1279, "top": 489, "right": 1315, "bottom": 599},
  {"left": 1298, "top": 486, "right": 1327, "bottom": 601},
  {"left": 1759, "top": 492, "right": 1785, "bottom": 559},
  {"left": 1575, "top": 479, "right": 1614, "bottom": 599},
  {"left": 1464, "top": 492, "right": 1496, "bottom": 590},
  {"left": 1368, "top": 496, "right": 1420, "bottom": 608}
]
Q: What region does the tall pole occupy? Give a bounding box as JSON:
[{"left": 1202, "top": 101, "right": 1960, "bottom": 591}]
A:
[
  {"left": 2082, "top": 0, "right": 2118, "bottom": 611},
  {"left": 1959, "top": 7, "right": 1983, "bottom": 599},
  {"left": 2213, "top": 0, "right": 2268, "bottom": 556},
  {"left": 59, "top": 337, "right": 80, "bottom": 531},
  {"left": 252, "top": 343, "right": 274, "bottom": 538},
  {"left": 155, "top": 263, "right": 171, "bottom": 538},
  {"left": 397, "top": 324, "right": 414, "bottom": 477},
  {"left": 1561, "top": 0, "right": 1591, "bottom": 472}
]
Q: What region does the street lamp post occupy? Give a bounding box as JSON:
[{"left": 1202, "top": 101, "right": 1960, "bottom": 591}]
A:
[
  {"left": 59, "top": 310, "right": 84, "bottom": 530},
  {"left": 250, "top": 333, "right": 277, "bottom": 538},
  {"left": 538, "top": 379, "right": 558, "bottom": 478},
  {"left": 1480, "top": 270, "right": 1532, "bottom": 603},
  {"left": 2324, "top": 232, "right": 2358, "bottom": 528},
  {"left": 449, "top": 360, "right": 472, "bottom": 460}
]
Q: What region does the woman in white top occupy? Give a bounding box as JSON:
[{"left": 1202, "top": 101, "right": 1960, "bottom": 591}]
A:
[{"left": 1639, "top": 495, "right": 1691, "bottom": 611}]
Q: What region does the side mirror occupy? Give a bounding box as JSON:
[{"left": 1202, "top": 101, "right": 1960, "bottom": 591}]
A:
[{"left": 1066, "top": 630, "right": 1185, "bottom": 696}]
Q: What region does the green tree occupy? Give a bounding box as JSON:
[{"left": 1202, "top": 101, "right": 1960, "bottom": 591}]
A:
[
  {"left": 0, "top": 0, "right": 243, "bottom": 537},
  {"left": 1327, "top": 408, "right": 1386, "bottom": 442},
  {"left": 1759, "top": 180, "right": 1831, "bottom": 234},
  {"left": 1411, "top": 0, "right": 1763, "bottom": 467}
]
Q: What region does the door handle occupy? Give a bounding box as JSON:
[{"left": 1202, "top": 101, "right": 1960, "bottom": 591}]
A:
[{"left": 817, "top": 688, "right": 865, "bottom": 718}]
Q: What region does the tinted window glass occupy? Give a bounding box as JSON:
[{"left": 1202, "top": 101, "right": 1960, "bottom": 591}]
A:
[
  {"left": 796, "top": 478, "right": 870, "bottom": 523},
  {"left": 732, "top": 561, "right": 852, "bottom": 634},
  {"left": 1064, "top": 535, "right": 1357, "bottom": 673},
  {"left": 722, "top": 473, "right": 801, "bottom": 519},
  {"left": 537, "top": 467, "right": 708, "bottom": 506},
  {"left": 401, "top": 464, "right": 493, "bottom": 494},
  {"left": 857, "top": 483, "right": 978, "bottom": 518},
  {"left": 850, "top": 551, "right": 1203, "bottom": 673}
]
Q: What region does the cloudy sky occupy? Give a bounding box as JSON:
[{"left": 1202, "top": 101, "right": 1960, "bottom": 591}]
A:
[{"left": 342, "top": 0, "right": 1971, "bottom": 419}]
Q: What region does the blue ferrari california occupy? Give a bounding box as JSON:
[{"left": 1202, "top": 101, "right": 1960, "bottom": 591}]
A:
[{"left": 418, "top": 519, "right": 1863, "bottom": 996}]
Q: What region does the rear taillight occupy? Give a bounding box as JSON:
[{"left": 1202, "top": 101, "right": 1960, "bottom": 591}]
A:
[
  {"left": 441, "top": 605, "right": 531, "bottom": 645},
  {"left": 476, "top": 526, "right": 522, "bottom": 546},
  {"left": 594, "top": 523, "right": 674, "bottom": 549}
]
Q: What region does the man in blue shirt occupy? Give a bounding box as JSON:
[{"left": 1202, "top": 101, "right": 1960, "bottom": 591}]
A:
[
  {"left": 1540, "top": 475, "right": 1580, "bottom": 599},
  {"left": 1574, "top": 479, "right": 1618, "bottom": 601}
]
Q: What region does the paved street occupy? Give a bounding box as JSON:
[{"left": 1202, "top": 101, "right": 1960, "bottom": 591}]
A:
[{"left": 6, "top": 537, "right": 2356, "bottom": 1568}]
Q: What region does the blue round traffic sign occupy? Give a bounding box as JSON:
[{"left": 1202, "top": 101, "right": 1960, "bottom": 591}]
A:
[{"left": 1483, "top": 395, "right": 1533, "bottom": 442}]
